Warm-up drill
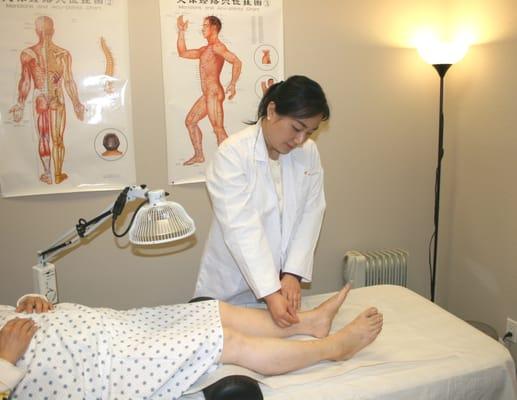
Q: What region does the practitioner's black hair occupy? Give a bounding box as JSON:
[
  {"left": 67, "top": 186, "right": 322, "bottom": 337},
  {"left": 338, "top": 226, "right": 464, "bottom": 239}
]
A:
[{"left": 251, "top": 75, "right": 330, "bottom": 123}]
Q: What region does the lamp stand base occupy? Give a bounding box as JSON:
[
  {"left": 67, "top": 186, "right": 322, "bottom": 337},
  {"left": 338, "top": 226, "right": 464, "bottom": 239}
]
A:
[{"left": 32, "top": 263, "right": 58, "bottom": 304}]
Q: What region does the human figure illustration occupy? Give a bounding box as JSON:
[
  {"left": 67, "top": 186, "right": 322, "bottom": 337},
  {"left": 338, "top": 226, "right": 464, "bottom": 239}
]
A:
[
  {"left": 177, "top": 15, "right": 242, "bottom": 166},
  {"left": 261, "top": 77, "right": 275, "bottom": 94},
  {"left": 262, "top": 49, "right": 271, "bottom": 64},
  {"left": 9, "top": 16, "right": 85, "bottom": 185},
  {"left": 101, "top": 133, "right": 122, "bottom": 157}
]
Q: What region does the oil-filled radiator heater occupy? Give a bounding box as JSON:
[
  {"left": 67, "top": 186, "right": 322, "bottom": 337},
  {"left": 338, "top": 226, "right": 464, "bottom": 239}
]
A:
[{"left": 343, "top": 249, "right": 408, "bottom": 288}]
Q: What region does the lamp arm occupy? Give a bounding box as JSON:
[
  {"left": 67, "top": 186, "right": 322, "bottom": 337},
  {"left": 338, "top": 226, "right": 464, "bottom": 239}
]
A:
[
  {"left": 76, "top": 209, "right": 113, "bottom": 237},
  {"left": 37, "top": 185, "right": 150, "bottom": 265},
  {"left": 37, "top": 203, "right": 114, "bottom": 265}
]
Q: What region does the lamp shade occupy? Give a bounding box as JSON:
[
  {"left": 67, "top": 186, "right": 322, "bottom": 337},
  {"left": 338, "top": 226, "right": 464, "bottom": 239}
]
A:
[
  {"left": 129, "top": 190, "right": 196, "bottom": 245},
  {"left": 415, "top": 34, "right": 469, "bottom": 65}
]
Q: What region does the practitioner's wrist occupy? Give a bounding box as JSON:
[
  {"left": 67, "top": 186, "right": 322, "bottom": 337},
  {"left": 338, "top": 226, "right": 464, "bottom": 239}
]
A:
[
  {"left": 281, "top": 272, "right": 302, "bottom": 282},
  {"left": 263, "top": 290, "right": 282, "bottom": 305}
]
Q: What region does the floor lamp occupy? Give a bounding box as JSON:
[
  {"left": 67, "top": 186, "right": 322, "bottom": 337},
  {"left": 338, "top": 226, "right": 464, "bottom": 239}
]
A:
[{"left": 417, "top": 40, "right": 468, "bottom": 302}]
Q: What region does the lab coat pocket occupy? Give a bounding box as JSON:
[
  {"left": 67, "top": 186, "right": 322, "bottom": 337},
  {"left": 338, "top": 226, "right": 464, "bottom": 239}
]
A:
[{"left": 303, "top": 168, "right": 321, "bottom": 177}]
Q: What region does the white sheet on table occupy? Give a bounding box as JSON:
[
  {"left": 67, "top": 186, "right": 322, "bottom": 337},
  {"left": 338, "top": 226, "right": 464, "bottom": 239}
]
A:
[{"left": 183, "top": 285, "right": 517, "bottom": 400}]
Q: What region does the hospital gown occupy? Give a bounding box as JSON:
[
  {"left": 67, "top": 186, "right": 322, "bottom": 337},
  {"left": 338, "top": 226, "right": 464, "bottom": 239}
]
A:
[{"left": 0, "top": 300, "right": 223, "bottom": 399}]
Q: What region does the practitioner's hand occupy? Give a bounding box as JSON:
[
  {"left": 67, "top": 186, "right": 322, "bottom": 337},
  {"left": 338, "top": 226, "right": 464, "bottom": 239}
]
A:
[
  {"left": 16, "top": 296, "right": 53, "bottom": 314},
  {"left": 226, "top": 83, "right": 236, "bottom": 100},
  {"left": 74, "top": 102, "right": 85, "bottom": 121},
  {"left": 177, "top": 15, "right": 189, "bottom": 32},
  {"left": 0, "top": 318, "right": 38, "bottom": 365},
  {"left": 9, "top": 103, "right": 24, "bottom": 123},
  {"left": 280, "top": 273, "right": 301, "bottom": 311},
  {"left": 264, "top": 291, "right": 299, "bottom": 328}
]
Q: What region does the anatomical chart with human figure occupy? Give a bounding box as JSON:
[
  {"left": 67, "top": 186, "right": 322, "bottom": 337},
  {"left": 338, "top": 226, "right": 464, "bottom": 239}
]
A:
[
  {"left": 0, "top": 1, "right": 135, "bottom": 197},
  {"left": 160, "top": 0, "right": 284, "bottom": 184}
]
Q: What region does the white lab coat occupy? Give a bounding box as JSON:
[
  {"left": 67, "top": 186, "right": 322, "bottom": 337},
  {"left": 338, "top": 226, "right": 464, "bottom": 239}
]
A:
[{"left": 194, "top": 123, "right": 326, "bottom": 304}]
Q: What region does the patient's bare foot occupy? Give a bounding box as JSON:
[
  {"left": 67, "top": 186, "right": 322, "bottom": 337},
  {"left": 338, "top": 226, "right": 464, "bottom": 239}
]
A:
[
  {"left": 328, "top": 307, "right": 383, "bottom": 361},
  {"left": 305, "top": 284, "right": 351, "bottom": 338}
]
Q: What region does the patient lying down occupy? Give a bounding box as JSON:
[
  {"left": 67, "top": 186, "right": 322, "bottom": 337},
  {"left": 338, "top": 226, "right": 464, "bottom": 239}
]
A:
[{"left": 0, "top": 285, "right": 382, "bottom": 399}]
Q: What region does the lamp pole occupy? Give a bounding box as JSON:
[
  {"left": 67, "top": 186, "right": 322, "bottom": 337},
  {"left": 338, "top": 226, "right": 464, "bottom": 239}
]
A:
[{"left": 430, "top": 63, "right": 451, "bottom": 302}]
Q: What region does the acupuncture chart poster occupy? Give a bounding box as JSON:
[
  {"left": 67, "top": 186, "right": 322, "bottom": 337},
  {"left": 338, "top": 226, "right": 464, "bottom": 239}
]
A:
[
  {"left": 0, "top": 0, "right": 135, "bottom": 197},
  {"left": 160, "top": 0, "right": 284, "bottom": 184}
]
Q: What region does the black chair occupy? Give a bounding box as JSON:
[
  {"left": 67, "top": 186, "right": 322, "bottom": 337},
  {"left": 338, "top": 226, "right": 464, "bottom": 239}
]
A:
[{"left": 188, "top": 297, "right": 263, "bottom": 400}]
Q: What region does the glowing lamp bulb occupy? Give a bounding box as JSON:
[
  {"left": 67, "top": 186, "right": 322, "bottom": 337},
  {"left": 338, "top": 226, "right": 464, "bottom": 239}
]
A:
[{"left": 415, "top": 32, "right": 470, "bottom": 65}]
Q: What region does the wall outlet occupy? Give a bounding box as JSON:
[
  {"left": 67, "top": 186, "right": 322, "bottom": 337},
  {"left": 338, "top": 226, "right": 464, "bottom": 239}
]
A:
[
  {"left": 32, "top": 263, "right": 59, "bottom": 304},
  {"left": 506, "top": 317, "right": 517, "bottom": 343}
]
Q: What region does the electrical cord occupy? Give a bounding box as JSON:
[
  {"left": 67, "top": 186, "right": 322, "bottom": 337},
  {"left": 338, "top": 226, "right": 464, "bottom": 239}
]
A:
[
  {"left": 502, "top": 332, "right": 513, "bottom": 346},
  {"left": 112, "top": 186, "right": 130, "bottom": 220},
  {"left": 112, "top": 200, "right": 147, "bottom": 238},
  {"left": 428, "top": 231, "right": 436, "bottom": 298},
  {"left": 428, "top": 160, "right": 441, "bottom": 300}
]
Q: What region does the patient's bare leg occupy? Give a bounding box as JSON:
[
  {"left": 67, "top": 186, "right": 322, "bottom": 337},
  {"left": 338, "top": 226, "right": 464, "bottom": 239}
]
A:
[
  {"left": 220, "top": 307, "right": 383, "bottom": 375},
  {"left": 219, "top": 284, "right": 352, "bottom": 339}
]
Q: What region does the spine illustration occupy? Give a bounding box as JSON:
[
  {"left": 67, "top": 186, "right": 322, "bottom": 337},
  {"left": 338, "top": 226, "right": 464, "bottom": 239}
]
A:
[{"left": 100, "top": 36, "right": 114, "bottom": 94}]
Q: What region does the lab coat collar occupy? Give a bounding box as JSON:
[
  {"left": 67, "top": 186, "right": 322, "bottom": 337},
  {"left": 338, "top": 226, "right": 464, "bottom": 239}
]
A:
[{"left": 253, "top": 123, "right": 269, "bottom": 163}]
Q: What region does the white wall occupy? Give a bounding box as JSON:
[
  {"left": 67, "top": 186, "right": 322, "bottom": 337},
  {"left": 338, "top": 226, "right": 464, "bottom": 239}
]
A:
[{"left": 442, "top": 0, "right": 517, "bottom": 362}]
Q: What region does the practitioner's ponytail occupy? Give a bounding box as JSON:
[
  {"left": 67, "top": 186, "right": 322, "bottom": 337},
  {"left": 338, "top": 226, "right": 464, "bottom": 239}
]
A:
[{"left": 248, "top": 75, "right": 330, "bottom": 124}]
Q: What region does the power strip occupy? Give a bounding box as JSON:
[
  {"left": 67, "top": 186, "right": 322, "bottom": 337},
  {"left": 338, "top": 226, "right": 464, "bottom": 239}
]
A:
[{"left": 32, "top": 263, "right": 59, "bottom": 304}]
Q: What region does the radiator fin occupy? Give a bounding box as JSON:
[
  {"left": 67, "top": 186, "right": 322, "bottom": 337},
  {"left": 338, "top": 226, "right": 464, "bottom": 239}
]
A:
[{"left": 343, "top": 249, "right": 408, "bottom": 288}]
